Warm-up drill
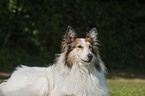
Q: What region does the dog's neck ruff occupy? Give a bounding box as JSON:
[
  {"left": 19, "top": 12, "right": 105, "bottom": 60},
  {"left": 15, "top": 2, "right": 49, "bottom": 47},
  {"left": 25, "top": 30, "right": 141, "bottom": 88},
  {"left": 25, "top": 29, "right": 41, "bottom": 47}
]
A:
[{"left": 53, "top": 53, "right": 109, "bottom": 96}]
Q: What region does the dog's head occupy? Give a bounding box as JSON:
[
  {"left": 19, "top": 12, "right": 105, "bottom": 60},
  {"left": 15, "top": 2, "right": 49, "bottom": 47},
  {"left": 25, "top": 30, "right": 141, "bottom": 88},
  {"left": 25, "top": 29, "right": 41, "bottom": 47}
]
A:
[{"left": 62, "top": 26, "right": 101, "bottom": 70}]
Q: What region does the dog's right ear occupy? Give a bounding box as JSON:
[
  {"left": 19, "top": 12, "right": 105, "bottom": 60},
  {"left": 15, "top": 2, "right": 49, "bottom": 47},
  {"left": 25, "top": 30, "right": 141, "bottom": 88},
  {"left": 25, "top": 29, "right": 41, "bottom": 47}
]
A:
[{"left": 64, "top": 26, "right": 77, "bottom": 44}]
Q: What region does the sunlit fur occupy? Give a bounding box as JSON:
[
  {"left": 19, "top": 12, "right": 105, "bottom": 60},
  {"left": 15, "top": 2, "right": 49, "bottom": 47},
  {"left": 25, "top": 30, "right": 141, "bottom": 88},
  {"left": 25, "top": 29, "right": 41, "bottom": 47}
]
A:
[{"left": 0, "top": 27, "right": 110, "bottom": 96}]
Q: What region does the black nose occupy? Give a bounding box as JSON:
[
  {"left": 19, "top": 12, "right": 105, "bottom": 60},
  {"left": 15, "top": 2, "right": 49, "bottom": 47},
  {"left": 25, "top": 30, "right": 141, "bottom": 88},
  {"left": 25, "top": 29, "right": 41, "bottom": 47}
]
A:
[{"left": 88, "top": 54, "right": 93, "bottom": 60}]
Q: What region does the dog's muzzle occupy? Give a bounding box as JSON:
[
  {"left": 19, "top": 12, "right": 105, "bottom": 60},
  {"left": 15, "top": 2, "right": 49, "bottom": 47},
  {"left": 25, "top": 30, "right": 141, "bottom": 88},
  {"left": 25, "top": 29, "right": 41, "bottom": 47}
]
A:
[{"left": 81, "top": 54, "right": 93, "bottom": 63}]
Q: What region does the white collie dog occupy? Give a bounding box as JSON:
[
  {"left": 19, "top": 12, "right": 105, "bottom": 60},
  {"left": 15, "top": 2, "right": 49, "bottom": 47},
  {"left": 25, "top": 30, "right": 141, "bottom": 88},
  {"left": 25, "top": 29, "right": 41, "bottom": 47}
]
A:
[{"left": 0, "top": 26, "right": 110, "bottom": 96}]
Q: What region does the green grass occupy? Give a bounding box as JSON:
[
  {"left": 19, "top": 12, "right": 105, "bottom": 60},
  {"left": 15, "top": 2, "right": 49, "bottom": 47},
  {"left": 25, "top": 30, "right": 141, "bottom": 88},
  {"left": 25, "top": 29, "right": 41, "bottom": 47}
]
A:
[{"left": 108, "top": 81, "right": 145, "bottom": 96}]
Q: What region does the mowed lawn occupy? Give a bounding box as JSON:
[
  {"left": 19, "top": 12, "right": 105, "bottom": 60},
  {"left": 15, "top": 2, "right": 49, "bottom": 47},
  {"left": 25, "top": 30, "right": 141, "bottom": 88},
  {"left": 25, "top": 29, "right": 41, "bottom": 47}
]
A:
[{"left": 107, "top": 80, "right": 145, "bottom": 96}]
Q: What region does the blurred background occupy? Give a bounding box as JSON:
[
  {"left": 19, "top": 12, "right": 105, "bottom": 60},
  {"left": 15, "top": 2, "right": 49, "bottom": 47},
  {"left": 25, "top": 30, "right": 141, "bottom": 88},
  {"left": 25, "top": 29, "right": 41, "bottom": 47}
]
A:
[
  {"left": 0, "top": 0, "right": 145, "bottom": 95},
  {"left": 0, "top": 0, "right": 145, "bottom": 73}
]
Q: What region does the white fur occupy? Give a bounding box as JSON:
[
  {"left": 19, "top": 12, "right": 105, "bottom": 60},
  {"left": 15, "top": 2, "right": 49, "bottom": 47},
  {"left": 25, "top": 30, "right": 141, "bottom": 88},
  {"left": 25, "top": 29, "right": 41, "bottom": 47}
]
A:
[{"left": 0, "top": 39, "right": 110, "bottom": 96}]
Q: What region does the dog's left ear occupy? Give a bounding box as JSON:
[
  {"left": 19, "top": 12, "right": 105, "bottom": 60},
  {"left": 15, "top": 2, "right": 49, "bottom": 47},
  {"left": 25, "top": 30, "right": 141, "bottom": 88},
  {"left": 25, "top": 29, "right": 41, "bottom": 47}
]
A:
[{"left": 86, "top": 28, "right": 98, "bottom": 42}]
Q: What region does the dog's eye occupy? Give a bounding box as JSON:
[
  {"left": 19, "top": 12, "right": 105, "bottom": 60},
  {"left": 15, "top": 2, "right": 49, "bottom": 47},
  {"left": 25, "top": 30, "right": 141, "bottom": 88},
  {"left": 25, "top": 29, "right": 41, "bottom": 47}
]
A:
[{"left": 78, "top": 45, "right": 83, "bottom": 48}]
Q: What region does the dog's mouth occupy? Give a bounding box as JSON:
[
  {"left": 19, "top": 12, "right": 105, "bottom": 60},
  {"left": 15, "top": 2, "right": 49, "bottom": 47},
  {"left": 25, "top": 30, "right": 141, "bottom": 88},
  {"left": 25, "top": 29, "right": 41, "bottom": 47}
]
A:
[{"left": 81, "top": 59, "right": 91, "bottom": 63}]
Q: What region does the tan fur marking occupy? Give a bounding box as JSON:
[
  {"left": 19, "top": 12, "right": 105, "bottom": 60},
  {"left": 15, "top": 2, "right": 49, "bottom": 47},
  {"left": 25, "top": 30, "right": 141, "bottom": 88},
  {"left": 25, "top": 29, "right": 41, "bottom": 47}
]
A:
[
  {"left": 64, "top": 39, "right": 83, "bottom": 68},
  {"left": 74, "top": 39, "right": 84, "bottom": 51},
  {"left": 85, "top": 38, "right": 93, "bottom": 44}
]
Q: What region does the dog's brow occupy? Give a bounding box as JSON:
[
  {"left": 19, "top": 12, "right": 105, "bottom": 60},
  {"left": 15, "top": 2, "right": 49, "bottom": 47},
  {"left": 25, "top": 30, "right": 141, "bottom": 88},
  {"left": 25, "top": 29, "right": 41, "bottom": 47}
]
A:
[{"left": 80, "top": 39, "right": 86, "bottom": 45}]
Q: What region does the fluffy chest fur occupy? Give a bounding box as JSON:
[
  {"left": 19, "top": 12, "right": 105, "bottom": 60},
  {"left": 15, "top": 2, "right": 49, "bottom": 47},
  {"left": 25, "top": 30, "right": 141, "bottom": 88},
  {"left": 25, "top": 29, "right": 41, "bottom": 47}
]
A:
[{"left": 49, "top": 54, "right": 110, "bottom": 96}]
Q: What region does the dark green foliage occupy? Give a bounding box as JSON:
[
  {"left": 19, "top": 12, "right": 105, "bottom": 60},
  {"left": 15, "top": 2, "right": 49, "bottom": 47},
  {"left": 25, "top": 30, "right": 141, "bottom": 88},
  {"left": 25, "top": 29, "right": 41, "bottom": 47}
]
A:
[{"left": 0, "top": 0, "right": 145, "bottom": 72}]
